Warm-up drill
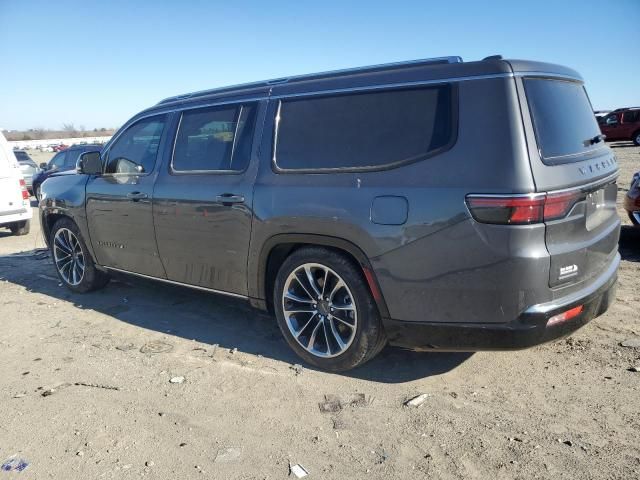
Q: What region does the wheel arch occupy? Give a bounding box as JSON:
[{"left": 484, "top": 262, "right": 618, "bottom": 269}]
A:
[
  {"left": 252, "top": 234, "right": 389, "bottom": 319},
  {"left": 41, "top": 208, "right": 99, "bottom": 267}
]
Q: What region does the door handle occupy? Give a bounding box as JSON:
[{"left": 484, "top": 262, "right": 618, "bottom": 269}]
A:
[
  {"left": 216, "top": 194, "right": 245, "bottom": 206},
  {"left": 126, "top": 191, "right": 148, "bottom": 201}
]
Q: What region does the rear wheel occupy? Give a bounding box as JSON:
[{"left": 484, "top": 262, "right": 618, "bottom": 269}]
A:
[
  {"left": 274, "top": 247, "right": 386, "bottom": 371},
  {"left": 9, "top": 220, "right": 30, "bottom": 236},
  {"left": 632, "top": 130, "right": 640, "bottom": 147},
  {"left": 50, "top": 218, "right": 110, "bottom": 293}
]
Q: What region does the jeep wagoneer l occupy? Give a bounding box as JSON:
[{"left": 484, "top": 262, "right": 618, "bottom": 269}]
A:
[{"left": 40, "top": 55, "right": 620, "bottom": 371}]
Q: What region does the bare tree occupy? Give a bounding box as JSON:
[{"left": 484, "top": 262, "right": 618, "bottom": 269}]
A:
[
  {"left": 62, "top": 123, "right": 77, "bottom": 136},
  {"left": 31, "top": 126, "right": 47, "bottom": 140}
]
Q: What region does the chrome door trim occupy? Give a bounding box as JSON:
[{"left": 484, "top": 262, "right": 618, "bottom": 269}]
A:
[{"left": 104, "top": 266, "right": 249, "bottom": 299}]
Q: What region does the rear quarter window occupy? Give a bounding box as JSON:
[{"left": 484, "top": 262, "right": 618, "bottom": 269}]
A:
[
  {"left": 274, "top": 85, "right": 455, "bottom": 171},
  {"left": 524, "top": 78, "right": 604, "bottom": 164}
]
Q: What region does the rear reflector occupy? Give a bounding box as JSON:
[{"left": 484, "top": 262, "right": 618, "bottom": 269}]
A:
[
  {"left": 547, "top": 305, "right": 583, "bottom": 326},
  {"left": 466, "top": 191, "right": 583, "bottom": 225},
  {"left": 19, "top": 179, "right": 29, "bottom": 200}
]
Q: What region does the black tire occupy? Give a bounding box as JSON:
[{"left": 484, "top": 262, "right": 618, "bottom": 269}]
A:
[
  {"left": 50, "top": 218, "right": 110, "bottom": 293},
  {"left": 34, "top": 184, "right": 41, "bottom": 202},
  {"left": 632, "top": 130, "right": 640, "bottom": 147},
  {"left": 273, "top": 246, "right": 386, "bottom": 371},
  {"left": 9, "top": 220, "right": 30, "bottom": 236}
]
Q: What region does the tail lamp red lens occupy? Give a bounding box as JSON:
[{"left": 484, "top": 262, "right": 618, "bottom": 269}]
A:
[
  {"left": 466, "top": 191, "right": 583, "bottom": 225},
  {"left": 19, "top": 179, "right": 29, "bottom": 200},
  {"left": 547, "top": 305, "right": 583, "bottom": 326}
]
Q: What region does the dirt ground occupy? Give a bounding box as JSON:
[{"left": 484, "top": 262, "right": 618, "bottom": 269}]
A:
[{"left": 1, "top": 146, "right": 639, "bottom": 480}]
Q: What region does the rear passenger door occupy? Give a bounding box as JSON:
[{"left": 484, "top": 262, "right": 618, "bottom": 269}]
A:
[{"left": 153, "top": 100, "right": 264, "bottom": 296}]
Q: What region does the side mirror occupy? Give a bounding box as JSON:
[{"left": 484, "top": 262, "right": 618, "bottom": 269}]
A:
[
  {"left": 77, "top": 151, "right": 102, "bottom": 175},
  {"left": 39, "top": 162, "right": 48, "bottom": 170}
]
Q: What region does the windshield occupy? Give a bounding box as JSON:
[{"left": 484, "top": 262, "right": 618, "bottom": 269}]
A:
[{"left": 524, "top": 78, "right": 604, "bottom": 164}]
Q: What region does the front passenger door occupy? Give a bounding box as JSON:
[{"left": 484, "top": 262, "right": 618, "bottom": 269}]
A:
[{"left": 86, "top": 114, "right": 169, "bottom": 278}]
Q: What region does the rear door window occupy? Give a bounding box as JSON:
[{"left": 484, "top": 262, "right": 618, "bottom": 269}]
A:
[
  {"left": 524, "top": 78, "right": 604, "bottom": 163},
  {"left": 623, "top": 111, "right": 640, "bottom": 123},
  {"left": 172, "top": 103, "right": 257, "bottom": 172},
  {"left": 274, "top": 85, "right": 454, "bottom": 171}
]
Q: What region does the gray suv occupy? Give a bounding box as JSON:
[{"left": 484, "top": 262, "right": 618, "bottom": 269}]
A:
[{"left": 40, "top": 55, "right": 620, "bottom": 371}]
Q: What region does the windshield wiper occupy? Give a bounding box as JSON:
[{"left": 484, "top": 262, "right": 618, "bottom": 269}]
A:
[{"left": 585, "top": 134, "right": 606, "bottom": 146}]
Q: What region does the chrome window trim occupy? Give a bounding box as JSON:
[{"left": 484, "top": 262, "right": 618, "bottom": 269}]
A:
[
  {"left": 104, "top": 266, "right": 248, "bottom": 299},
  {"left": 156, "top": 56, "right": 464, "bottom": 105},
  {"left": 513, "top": 72, "right": 583, "bottom": 82},
  {"left": 112, "top": 71, "right": 579, "bottom": 139},
  {"left": 169, "top": 102, "right": 257, "bottom": 176},
  {"left": 269, "top": 73, "right": 511, "bottom": 101},
  {"left": 271, "top": 83, "right": 459, "bottom": 173}
]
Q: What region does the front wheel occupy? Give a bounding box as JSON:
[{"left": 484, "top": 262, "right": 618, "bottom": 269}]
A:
[
  {"left": 50, "top": 218, "right": 110, "bottom": 293},
  {"left": 274, "top": 247, "right": 386, "bottom": 371}
]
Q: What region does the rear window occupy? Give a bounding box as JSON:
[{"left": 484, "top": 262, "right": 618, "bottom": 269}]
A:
[
  {"left": 274, "top": 85, "right": 454, "bottom": 171},
  {"left": 14, "top": 151, "right": 30, "bottom": 162},
  {"left": 524, "top": 78, "right": 603, "bottom": 163}
]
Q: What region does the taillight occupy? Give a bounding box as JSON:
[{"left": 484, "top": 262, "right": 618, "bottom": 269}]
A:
[
  {"left": 19, "top": 179, "right": 29, "bottom": 200},
  {"left": 465, "top": 194, "right": 545, "bottom": 225},
  {"left": 466, "top": 191, "right": 583, "bottom": 225},
  {"left": 543, "top": 191, "right": 582, "bottom": 221}
]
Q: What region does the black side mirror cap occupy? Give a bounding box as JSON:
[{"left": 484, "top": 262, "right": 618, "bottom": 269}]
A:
[
  {"left": 39, "top": 162, "right": 48, "bottom": 170},
  {"left": 77, "top": 151, "right": 102, "bottom": 175}
]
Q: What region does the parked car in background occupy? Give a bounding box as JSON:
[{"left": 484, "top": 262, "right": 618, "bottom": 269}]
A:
[
  {"left": 624, "top": 171, "right": 640, "bottom": 226},
  {"left": 13, "top": 150, "right": 40, "bottom": 194},
  {"left": 600, "top": 107, "right": 640, "bottom": 145},
  {"left": 40, "top": 56, "right": 620, "bottom": 371},
  {"left": 32, "top": 144, "right": 102, "bottom": 200},
  {"left": 0, "top": 132, "right": 32, "bottom": 235},
  {"left": 52, "top": 144, "right": 69, "bottom": 152}
]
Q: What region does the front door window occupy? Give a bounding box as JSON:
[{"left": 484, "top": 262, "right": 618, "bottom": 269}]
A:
[{"left": 104, "top": 117, "right": 166, "bottom": 175}]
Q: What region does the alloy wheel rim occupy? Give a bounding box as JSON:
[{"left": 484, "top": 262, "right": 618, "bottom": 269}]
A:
[
  {"left": 53, "top": 228, "right": 85, "bottom": 286},
  {"left": 282, "top": 263, "right": 357, "bottom": 358}
]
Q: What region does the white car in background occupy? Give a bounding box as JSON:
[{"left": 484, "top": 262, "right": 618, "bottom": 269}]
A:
[{"left": 0, "top": 132, "right": 32, "bottom": 235}]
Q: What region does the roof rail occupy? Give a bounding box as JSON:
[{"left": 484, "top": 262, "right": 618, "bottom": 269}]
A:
[{"left": 157, "top": 56, "right": 464, "bottom": 105}]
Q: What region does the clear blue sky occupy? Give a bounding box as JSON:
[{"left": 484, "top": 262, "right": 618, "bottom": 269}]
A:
[{"left": 1, "top": 0, "right": 638, "bottom": 130}]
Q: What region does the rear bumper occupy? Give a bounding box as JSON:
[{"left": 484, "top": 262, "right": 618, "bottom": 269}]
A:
[
  {"left": 0, "top": 207, "right": 33, "bottom": 226},
  {"left": 384, "top": 253, "right": 619, "bottom": 351}
]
